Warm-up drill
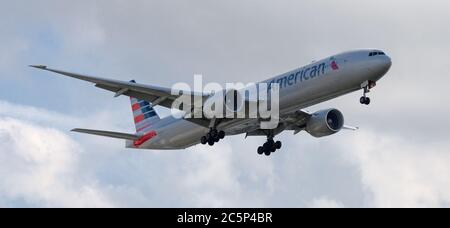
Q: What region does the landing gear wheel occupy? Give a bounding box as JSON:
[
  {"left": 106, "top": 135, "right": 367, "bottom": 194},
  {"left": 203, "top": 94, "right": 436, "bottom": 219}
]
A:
[
  {"left": 267, "top": 140, "right": 276, "bottom": 153},
  {"left": 275, "top": 141, "right": 282, "bottom": 150},
  {"left": 360, "top": 97, "right": 366, "bottom": 104},
  {"left": 257, "top": 147, "right": 264, "bottom": 155},
  {"left": 202, "top": 128, "right": 226, "bottom": 147},
  {"left": 263, "top": 142, "right": 271, "bottom": 152},
  {"left": 211, "top": 129, "right": 218, "bottom": 138},
  {"left": 218, "top": 131, "right": 226, "bottom": 139},
  {"left": 258, "top": 131, "right": 283, "bottom": 156},
  {"left": 270, "top": 143, "right": 277, "bottom": 153},
  {"left": 360, "top": 97, "right": 371, "bottom": 105},
  {"left": 360, "top": 81, "right": 375, "bottom": 106}
]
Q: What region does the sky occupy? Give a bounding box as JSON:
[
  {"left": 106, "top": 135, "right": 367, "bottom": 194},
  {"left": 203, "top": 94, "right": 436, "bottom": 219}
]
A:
[{"left": 0, "top": 0, "right": 450, "bottom": 208}]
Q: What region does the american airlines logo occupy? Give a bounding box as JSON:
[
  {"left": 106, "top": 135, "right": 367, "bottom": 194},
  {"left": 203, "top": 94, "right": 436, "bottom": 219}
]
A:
[
  {"left": 267, "top": 60, "right": 337, "bottom": 90},
  {"left": 170, "top": 75, "right": 280, "bottom": 129},
  {"left": 331, "top": 60, "right": 339, "bottom": 70}
]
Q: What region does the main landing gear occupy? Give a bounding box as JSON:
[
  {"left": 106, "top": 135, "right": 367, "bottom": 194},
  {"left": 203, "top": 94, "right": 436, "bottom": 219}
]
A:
[
  {"left": 201, "top": 128, "right": 226, "bottom": 146},
  {"left": 360, "top": 81, "right": 376, "bottom": 105},
  {"left": 257, "top": 139, "right": 282, "bottom": 156},
  {"left": 257, "top": 131, "right": 282, "bottom": 156}
]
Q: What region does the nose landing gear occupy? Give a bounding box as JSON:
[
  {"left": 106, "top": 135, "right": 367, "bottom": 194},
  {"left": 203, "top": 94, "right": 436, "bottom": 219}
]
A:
[
  {"left": 360, "top": 81, "right": 376, "bottom": 105},
  {"left": 360, "top": 96, "right": 371, "bottom": 105}
]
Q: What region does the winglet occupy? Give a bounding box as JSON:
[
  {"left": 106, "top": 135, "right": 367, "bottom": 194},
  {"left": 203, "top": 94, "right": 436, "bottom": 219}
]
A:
[{"left": 29, "top": 65, "right": 48, "bottom": 70}]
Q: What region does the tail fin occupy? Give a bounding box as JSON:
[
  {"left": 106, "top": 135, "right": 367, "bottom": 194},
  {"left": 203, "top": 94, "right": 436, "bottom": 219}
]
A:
[
  {"left": 129, "top": 80, "right": 161, "bottom": 134},
  {"left": 131, "top": 96, "right": 161, "bottom": 134}
]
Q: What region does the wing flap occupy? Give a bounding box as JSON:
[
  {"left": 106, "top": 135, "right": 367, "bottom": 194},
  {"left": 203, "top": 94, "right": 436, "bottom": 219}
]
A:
[
  {"left": 244, "top": 110, "right": 312, "bottom": 136},
  {"left": 282, "top": 110, "right": 312, "bottom": 131}
]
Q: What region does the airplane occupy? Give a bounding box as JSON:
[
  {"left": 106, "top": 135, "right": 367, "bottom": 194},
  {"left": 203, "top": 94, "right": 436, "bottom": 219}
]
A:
[{"left": 31, "top": 49, "right": 392, "bottom": 156}]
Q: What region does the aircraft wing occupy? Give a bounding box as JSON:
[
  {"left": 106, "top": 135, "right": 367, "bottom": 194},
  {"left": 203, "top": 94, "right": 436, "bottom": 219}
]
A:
[
  {"left": 30, "top": 65, "right": 207, "bottom": 110},
  {"left": 245, "top": 109, "right": 358, "bottom": 136},
  {"left": 245, "top": 110, "right": 311, "bottom": 136}
]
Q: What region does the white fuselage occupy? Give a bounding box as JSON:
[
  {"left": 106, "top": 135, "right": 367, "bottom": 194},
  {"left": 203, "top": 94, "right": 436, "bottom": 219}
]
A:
[{"left": 130, "top": 49, "right": 392, "bottom": 149}]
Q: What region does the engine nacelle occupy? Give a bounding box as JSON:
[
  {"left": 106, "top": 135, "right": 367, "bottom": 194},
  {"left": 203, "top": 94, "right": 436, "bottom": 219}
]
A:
[{"left": 306, "top": 109, "right": 345, "bottom": 138}]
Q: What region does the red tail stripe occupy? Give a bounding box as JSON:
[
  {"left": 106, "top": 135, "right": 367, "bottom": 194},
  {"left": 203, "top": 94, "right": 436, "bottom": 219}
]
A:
[
  {"left": 132, "top": 103, "right": 141, "bottom": 111},
  {"left": 134, "top": 115, "right": 145, "bottom": 123},
  {"left": 134, "top": 131, "right": 158, "bottom": 147}
]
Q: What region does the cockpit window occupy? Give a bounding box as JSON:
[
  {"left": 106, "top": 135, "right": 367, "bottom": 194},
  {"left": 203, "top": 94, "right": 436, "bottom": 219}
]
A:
[{"left": 369, "top": 51, "right": 386, "bottom": 57}]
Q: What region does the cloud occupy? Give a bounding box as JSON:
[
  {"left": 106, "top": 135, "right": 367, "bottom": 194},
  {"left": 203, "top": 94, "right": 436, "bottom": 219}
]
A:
[
  {"left": 4, "top": 103, "right": 445, "bottom": 207},
  {"left": 0, "top": 116, "right": 113, "bottom": 207},
  {"left": 308, "top": 197, "right": 344, "bottom": 208},
  {"left": 0, "top": 100, "right": 81, "bottom": 128},
  {"left": 0, "top": 99, "right": 276, "bottom": 207},
  {"left": 345, "top": 131, "right": 450, "bottom": 208},
  {"left": 1, "top": 95, "right": 450, "bottom": 208}
]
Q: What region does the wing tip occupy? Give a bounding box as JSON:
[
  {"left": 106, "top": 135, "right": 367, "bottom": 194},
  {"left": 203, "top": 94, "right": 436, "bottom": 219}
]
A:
[
  {"left": 71, "top": 128, "right": 86, "bottom": 133},
  {"left": 29, "top": 65, "right": 47, "bottom": 70}
]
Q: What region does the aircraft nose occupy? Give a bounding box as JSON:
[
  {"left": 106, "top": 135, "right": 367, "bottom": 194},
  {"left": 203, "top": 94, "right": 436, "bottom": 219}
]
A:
[
  {"left": 370, "top": 55, "right": 392, "bottom": 76},
  {"left": 384, "top": 56, "right": 392, "bottom": 71}
]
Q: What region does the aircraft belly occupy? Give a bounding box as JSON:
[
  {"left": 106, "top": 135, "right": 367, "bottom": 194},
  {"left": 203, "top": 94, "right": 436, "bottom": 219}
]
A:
[{"left": 141, "top": 120, "right": 207, "bottom": 150}]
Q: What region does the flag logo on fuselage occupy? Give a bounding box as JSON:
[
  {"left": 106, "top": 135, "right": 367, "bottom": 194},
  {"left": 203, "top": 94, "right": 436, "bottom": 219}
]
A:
[{"left": 331, "top": 60, "right": 339, "bottom": 71}]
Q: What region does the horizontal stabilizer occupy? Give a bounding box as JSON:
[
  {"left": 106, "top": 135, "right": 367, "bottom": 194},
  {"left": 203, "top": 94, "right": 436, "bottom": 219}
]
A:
[{"left": 71, "top": 128, "right": 140, "bottom": 140}]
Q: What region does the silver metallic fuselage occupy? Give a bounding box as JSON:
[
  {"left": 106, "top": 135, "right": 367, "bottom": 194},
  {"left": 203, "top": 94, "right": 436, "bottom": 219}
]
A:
[{"left": 132, "top": 49, "right": 392, "bottom": 149}]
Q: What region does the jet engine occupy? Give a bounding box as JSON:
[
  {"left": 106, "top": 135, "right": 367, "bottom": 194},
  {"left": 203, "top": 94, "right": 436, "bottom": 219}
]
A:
[{"left": 306, "top": 109, "right": 345, "bottom": 138}]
